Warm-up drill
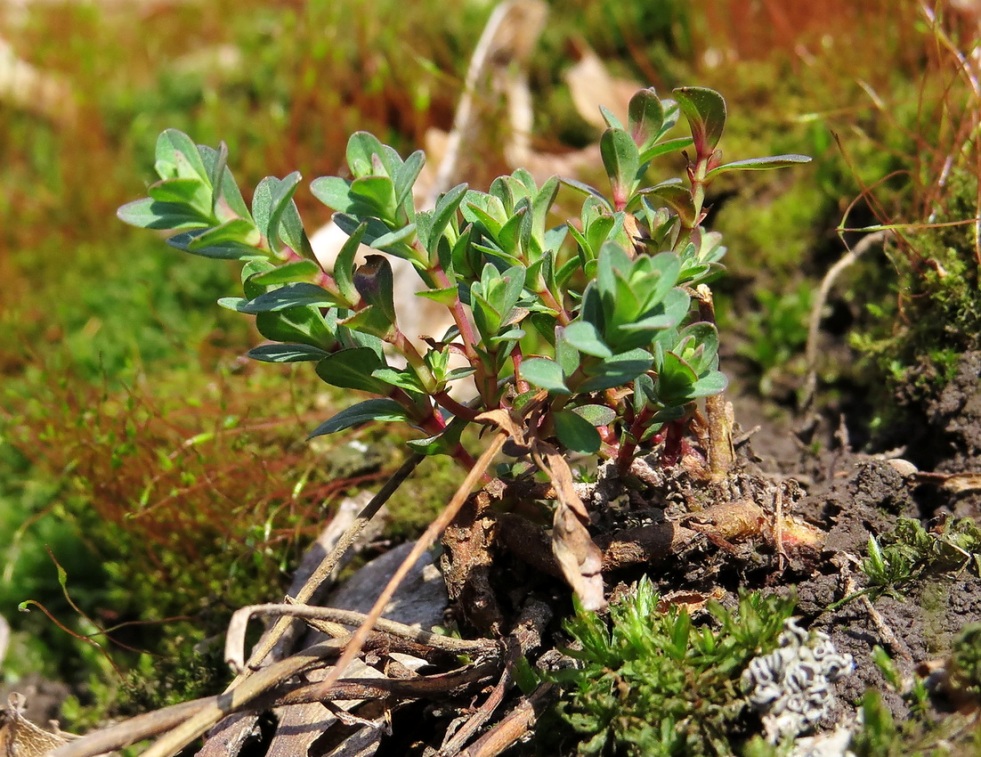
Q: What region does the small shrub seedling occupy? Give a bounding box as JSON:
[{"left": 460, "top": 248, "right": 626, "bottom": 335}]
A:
[{"left": 119, "top": 86, "right": 807, "bottom": 607}]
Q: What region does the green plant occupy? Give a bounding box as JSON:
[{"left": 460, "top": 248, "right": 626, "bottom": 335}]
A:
[
  {"left": 860, "top": 518, "right": 981, "bottom": 600},
  {"left": 117, "top": 87, "right": 805, "bottom": 464},
  {"left": 117, "top": 86, "right": 807, "bottom": 605},
  {"left": 543, "top": 578, "right": 796, "bottom": 755}
]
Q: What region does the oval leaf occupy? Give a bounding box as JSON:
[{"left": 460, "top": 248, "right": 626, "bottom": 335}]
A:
[
  {"left": 673, "top": 87, "right": 727, "bottom": 156},
  {"left": 627, "top": 88, "right": 665, "bottom": 153},
  {"left": 705, "top": 153, "right": 812, "bottom": 180},
  {"left": 308, "top": 399, "right": 410, "bottom": 438},
  {"left": 247, "top": 343, "right": 331, "bottom": 363},
  {"left": 600, "top": 128, "right": 641, "bottom": 198},
  {"left": 553, "top": 409, "right": 602, "bottom": 454},
  {"left": 521, "top": 357, "right": 570, "bottom": 395}
]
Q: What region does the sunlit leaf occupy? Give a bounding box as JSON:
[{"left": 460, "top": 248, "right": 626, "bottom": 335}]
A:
[{"left": 308, "top": 399, "right": 410, "bottom": 437}]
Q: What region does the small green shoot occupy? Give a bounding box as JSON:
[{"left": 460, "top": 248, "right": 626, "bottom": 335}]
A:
[{"left": 543, "top": 577, "right": 796, "bottom": 755}]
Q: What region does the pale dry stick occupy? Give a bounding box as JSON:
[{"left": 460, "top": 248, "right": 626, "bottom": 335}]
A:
[
  {"left": 53, "top": 660, "right": 499, "bottom": 756},
  {"left": 457, "top": 682, "right": 556, "bottom": 757},
  {"left": 801, "top": 229, "right": 893, "bottom": 411},
  {"left": 695, "top": 284, "right": 735, "bottom": 479},
  {"left": 309, "top": 432, "right": 509, "bottom": 705},
  {"left": 431, "top": 0, "right": 547, "bottom": 199},
  {"left": 840, "top": 569, "right": 914, "bottom": 667},
  {"left": 143, "top": 435, "right": 506, "bottom": 757},
  {"left": 58, "top": 639, "right": 348, "bottom": 757},
  {"left": 225, "top": 603, "right": 496, "bottom": 672},
  {"left": 437, "top": 643, "right": 517, "bottom": 756},
  {"left": 772, "top": 485, "right": 786, "bottom": 571},
  {"left": 233, "top": 452, "right": 423, "bottom": 680}
]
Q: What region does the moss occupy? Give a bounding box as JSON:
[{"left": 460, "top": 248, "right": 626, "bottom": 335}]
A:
[{"left": 850, "top": 165, "right": 981, "bottom": 408}]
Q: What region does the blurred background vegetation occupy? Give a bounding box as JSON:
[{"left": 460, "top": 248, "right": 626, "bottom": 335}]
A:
[{"left": 1, "top": 0, "right": 978, "bottom": 726}]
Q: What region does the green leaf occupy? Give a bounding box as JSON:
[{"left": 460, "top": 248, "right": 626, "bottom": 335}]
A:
[
  {"left": 638, "top": 136, "right": 694, "bottom": 164},
  {"left": 308, "top": 398, "right": 410, "bottom": 438},
  {"left": 643, "top": 182, "right": 696, "bottom": 227},
  {"left": 354, "top": 255, "right": 397, "bottom": 325},
  {"left": 562, "top": 321, "right": 612, "bottom": 358},
  {"left": 315, "top": 348, "right": 389, "bottom": 393},
  {"left": 627, "top": 88, "right": 664, "bottom": 153},
  {"left": 416, "top": 285, "right": 459, "bottom": 307},
  {"left": 555, "top": 330, "right": 581, "bottom": 377},
  {"left": 255, "top": 307, "right": 336, "bottom": 350},
  {"left": 346, "top": 131, "right": 388, "bottom": 178},
  {"left": 531, "top": 176, "right": 560, "bottom": 246},
  {"left": 117, "top": 199, "right": 210, "bottom": 231},
  {"left": 199, "top": 143, "right": 252, "bottom": 221},
  {"left": 250, "top": 182, "right": 275, "bottom": 243},
  {"left": 560, "top": 177, "right": 611, "bottom": 206},
  {"left": 395, "top": 149, "right": 425, "bottom": 210},
  {"left": 167, "top": 229, "right": 262, "bottom": 260},
  {"left": 369, "top": 223, "right": 417, "bottom": 253},
  {"left": 372, "top": 367, "right": 426, "bottom": 395},
  {"left": 620, "top": 288, "right": 690, "bottom": 335},
  {"left": 206, "top": 141, "right": 229, "bottom": 213},
  {"left": 266, "top": 171, "right": 303, "bottom": 254},
  {"left": 521, "top": 357, "right": 570, "bottom": 394},
  {"left": 673, "top": 87, "right": 727, "bottom": 156},
  {"left": 579, "top": 349, "right": 653, "bottom": 392},
  {"left": 705, "top": 153, "right": 812, "bottom": 180},
  {"left": 341, "top": 304, "right": 396, "bottom": 340},
  {"left": 229, "top": 282, "right": 337, "bottom": 313},
  {"left": 147, "top": 177, "right": 212, "bottom": 216},
  {"left": 497, "top": 204, "right": 528, "bottom": 257},
  {"left": 247, "top": 343, "right": 331, "bottom": 363},
  {"left": 334, "top": 222, "right": 367, "bottom": 305},
  {"left": 600, "top": 128, "right": 641, "bottom": 198},
  {"left": 406, "top": 415, "right": 468, "bottom": 456},
  {"left": 688, "top": 370, "right": 728, "bottom": 398},
  {"left": 571, "top": 404, "right": 616, "bottom": 427},
  {"left": 351, "top": 175, "right": 397, "bottom": 220},
  {"left": 248, "top": 259, "right": 321, "bottom": 286},
  {"left": 310, "top": 176, "right": 354, "bottom": 213},
  {"left": 333, "top": 214, "right": 413, "bottom": 258},
  {"left": 252, "top": 173, "right": 308, "bottom": 256},
  {"left": 186, "top": 218, "right": 262, "bottom": 252},
  {"left": 463, "top": 199, "right": 505, "bottom": 238},
  {"left": 471, "top": 290, "right": 503, "bottom": 340},
  {"left": 654, "top": 351, "right": 698, "bottom": 406},
  {"left": 554, "top": 409, "right": 601, "bottom": 454},
  {"left": 430, "top": 183, "right": 468, "bottom": 243},
  {"left": 599, "top": 105, "right": 624, "bottom": 130},
  {"left": 155, "top": 129, "right": 209, "bottom": 183}
]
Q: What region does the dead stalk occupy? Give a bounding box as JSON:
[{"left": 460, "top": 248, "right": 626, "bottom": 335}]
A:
[
  {"left": 235, "top": 452, "right": 424, "bottom": 677},
  {"left": 225, "top": 603, "right": 496, "bottom": 671},
  {"left": 140, "top": 438, "right": 503, "bottom": 756},
  {"left": 310, "top": 433, "right": 508, "bottom": 703},
  {"left": 695, "top": 284, "right": 734, "bottom": 479}
]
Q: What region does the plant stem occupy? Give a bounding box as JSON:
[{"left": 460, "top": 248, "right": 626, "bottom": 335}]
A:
[{"left": 694, "top": 284, "right": 734, "bottom": 479}]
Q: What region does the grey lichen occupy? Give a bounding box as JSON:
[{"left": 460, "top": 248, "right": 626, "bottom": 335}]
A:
[{"left": 742, "top": 618, "right": 854, "bottom": 744}]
